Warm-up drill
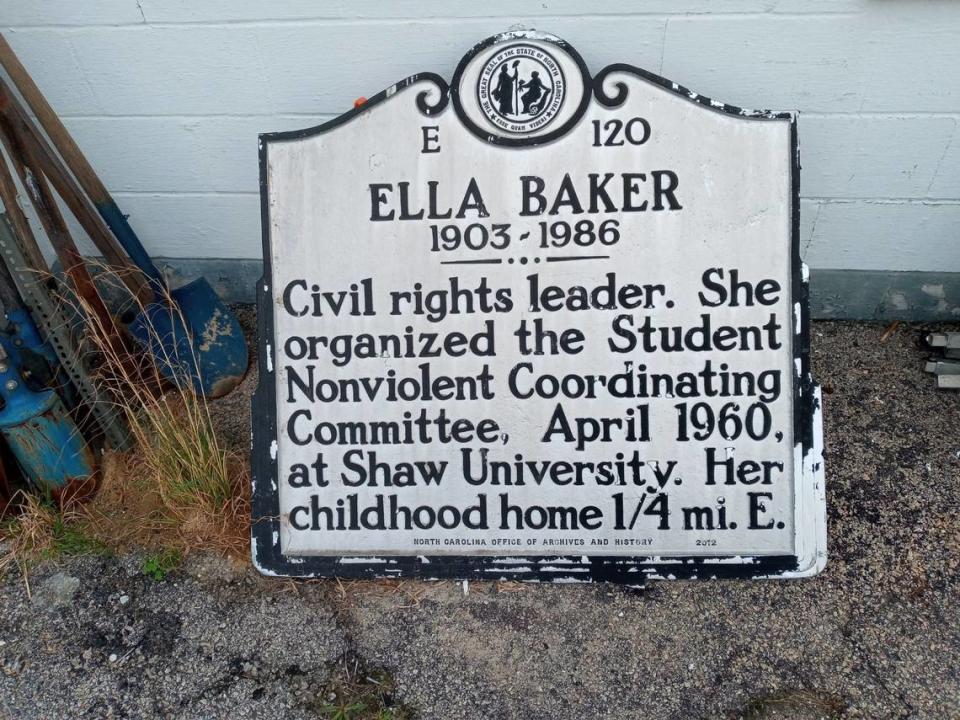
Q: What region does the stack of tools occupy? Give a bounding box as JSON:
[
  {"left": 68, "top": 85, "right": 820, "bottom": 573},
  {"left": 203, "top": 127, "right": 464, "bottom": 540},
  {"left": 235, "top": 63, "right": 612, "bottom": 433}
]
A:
[
  {"left": 0, "top": 34, "right": 249, "bottom": 505},
  {"left": 925, "top": 333, "right": 960, "bottom": 390},
  {"left": 0, "top": 209, "right": 104, "bottom": 503}
]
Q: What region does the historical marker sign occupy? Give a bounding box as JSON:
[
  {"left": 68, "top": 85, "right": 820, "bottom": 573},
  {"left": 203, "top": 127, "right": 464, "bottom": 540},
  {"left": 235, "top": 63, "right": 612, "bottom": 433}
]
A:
[{"left": 253, "top": 31, "right": 826, "bottom": 581}]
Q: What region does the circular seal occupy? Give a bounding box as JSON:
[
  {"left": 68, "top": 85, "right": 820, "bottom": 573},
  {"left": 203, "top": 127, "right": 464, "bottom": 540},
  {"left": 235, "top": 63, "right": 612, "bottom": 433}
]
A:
[{"left": 476, "top": 44, "right": 566, "bottom": 135}]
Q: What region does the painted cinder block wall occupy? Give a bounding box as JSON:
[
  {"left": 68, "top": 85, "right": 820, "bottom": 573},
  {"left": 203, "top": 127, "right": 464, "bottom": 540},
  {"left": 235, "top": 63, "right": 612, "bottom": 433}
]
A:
[{"left": 2, "top": 0, "right": 958, "bottom": 319}]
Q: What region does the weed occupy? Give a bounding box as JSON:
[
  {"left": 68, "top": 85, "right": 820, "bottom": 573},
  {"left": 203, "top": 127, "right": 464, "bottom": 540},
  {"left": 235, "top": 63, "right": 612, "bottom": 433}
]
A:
[
  {"left": 319, "top": 703, "right": 406, "bottom": 720},
  {"left": 47, "top": 514, "right": 109, "bottom": 559},
  {"left": 0, "top": 492, "right": 61, "bottom": 586},
  {"left": 311, "top": 657, "right": 412, "bottom": 720},
  {"left": 734, "top": 688, "right": 846, "bottom": 719},
  {"left": 141, "top": 549, "right": 181, "bottom": 581},
  {"left": 58, "top": 265, "right": 249, "bottom": 558},
  {"left": 318, "top": 701, "right": 367, "bottom": 720},
  {"left": 0, "top": 264, "right": 249, "bottom": 580},
  {"left": 0, "top": 491, "right": 107, "bottom": 592}
]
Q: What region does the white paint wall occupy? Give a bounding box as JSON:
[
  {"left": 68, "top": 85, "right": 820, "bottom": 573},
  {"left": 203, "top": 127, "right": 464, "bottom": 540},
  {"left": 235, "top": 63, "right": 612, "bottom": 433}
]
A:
[{"left": 2, "top": 0, "right": 959, "bottom": 274}]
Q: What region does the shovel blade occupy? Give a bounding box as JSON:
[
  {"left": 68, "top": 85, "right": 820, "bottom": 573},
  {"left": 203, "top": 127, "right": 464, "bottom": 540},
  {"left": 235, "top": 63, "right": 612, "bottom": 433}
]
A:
[
  {"left": 0, "top": 390, "right": 97, "bottom": 495},
  {"left": 129, "top": 278, "right": 248, "bottom": 398}
]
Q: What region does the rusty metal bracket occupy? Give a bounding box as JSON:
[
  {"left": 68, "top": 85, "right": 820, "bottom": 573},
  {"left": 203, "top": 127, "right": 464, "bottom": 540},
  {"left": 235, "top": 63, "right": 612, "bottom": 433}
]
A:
[{"left": 0, "top": 214, "right": 130, "bottom": 449}]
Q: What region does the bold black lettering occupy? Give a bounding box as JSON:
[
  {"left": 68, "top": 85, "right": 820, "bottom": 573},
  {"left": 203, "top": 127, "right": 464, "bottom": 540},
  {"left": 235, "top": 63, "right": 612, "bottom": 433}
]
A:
[
  {"left": 282, "top": 279, "right": 309, "bottom": 317},
  {"left": 588, "top": 173, "right": 616, "bottom": 213},
  {"left": 421, "top": 125, "right": 440, "bottom": 153},
  {"left": 369, "top": 183, "right": 394, "bottom": 221},
  {"left": 622, "top": 173, "right": 648, "bottom": 212},
  {"left": 520, "top": 176, "right": 546, "bottom": 216},
  {"left": 457, "top": 177, "right": 488, "bottom": 218},
  {"left": 652, "top": 170, "right": 682, "bottom": 210},
  {"left": 549, "top": 173, "right": 584, "bottom": 215}
]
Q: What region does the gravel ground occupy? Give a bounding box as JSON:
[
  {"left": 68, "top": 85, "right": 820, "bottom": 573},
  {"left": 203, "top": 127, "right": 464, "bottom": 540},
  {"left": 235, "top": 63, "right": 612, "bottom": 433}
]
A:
[{"left": 0, "top": 315, "right": 958, "bottom": 720}]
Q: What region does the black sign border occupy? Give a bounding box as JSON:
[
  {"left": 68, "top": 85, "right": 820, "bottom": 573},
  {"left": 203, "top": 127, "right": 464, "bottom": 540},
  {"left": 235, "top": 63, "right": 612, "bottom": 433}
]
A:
[{"left": 253, "top": 32, "right": 818, "bottom": 583}]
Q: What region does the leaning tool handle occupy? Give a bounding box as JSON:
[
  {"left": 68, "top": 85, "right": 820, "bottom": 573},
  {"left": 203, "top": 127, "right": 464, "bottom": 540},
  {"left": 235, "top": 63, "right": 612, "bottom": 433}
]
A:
[
  {"left": 0, "top": 128, "right": 45, "bottom": 272},
  {"left": 0, "top": 34, "right": 163, "bottom": 284},
  {"left": 0, "top": 78, "right": 152, "bottom": 304},
  {"left": 0, "top": 110, "right": 120, "bottom": 337},
  {"left": 0, "top": 236, "right": 66, "bottom": 392},
  {"left": 0, "top": 214, "right": 131, "bottom": 450},
  {"left": 0, "top": 245, "right": 44, "bottom": 360},
  {"left": 0, "top": 239, "right": 19, "bottom": 311}
]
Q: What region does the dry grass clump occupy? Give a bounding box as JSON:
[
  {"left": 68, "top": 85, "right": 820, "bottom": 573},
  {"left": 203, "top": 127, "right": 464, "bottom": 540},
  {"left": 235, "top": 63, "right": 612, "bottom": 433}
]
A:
[
  {"left": 81, "top": 446, "right": 249, "bottom": 559},
  {"left": 0, "top": 266, "right": 249, "bottom": 578},
  {"left": 76, "top": 267, "right": 250, "bottom": 557},
  {"left": 0, "top": 492, "right": 70, "bottom": 584},
  {"left": 0, "top": 490, "right": 104, "bottom": 595}
]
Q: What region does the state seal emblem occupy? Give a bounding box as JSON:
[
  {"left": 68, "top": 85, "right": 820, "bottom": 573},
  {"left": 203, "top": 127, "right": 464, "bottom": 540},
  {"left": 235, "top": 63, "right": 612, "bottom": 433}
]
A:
[{"left": 476, "top": 44, "right": 565, "bottom": 134}]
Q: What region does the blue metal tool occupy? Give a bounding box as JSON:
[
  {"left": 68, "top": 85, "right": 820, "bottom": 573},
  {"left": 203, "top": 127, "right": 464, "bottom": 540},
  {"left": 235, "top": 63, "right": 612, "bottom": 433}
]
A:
[
  {"left": 0, "top": 214, "right": 131, "bottom": 450},
  {"left": 0, "top": 40, "right": 249, "bottom": 398},
  {"left": 0, "top": 221, "right": 97, "bottom": 496},
  {"left": 0, "top": 321, "right": 96, "bottom": 497},
  {"left": 0, "top": 233, "right": 57, "bottom": 391}
]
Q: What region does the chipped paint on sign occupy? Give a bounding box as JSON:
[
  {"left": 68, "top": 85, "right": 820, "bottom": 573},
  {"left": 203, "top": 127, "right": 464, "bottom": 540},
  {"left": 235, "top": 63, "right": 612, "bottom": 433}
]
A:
[{"left": 251, "top": 29, "right": 825, "bottom": 583}]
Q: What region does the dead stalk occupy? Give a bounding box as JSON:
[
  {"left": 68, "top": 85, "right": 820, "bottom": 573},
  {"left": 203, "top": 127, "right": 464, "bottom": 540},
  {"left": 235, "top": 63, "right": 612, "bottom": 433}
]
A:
[{"left": 0, "top": 263, "right": 249, "bottom": 574}]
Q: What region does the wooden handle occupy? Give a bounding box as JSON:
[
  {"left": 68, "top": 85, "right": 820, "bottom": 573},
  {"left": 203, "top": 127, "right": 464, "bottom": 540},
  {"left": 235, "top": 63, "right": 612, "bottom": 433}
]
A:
[
  {"left": 0, "top": 33, "right": 161, "bottom": 283},
  {"left": 0, "top": 134, "right": 47, "bottom": 272},
  {"left": 0, "top": 33, "right": 110, "bottom": 204},
  {"left": 0, "top": 113, "right": 118, "bottom": 336},
  {"left": 0, "top": 77, "right": 152, "bottom": 304},
  {"left": 0, "top": 237, "right": 23, "bottom": 312}
]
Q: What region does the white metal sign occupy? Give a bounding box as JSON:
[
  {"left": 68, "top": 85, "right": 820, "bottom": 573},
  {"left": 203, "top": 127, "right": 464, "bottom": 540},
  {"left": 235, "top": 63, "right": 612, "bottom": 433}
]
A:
[{"left": 253, "top": 31, "right": 826, "bottom": 581}]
